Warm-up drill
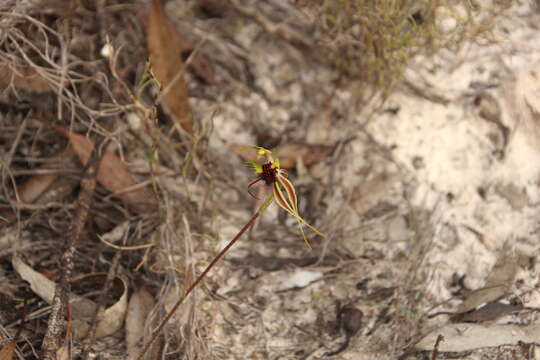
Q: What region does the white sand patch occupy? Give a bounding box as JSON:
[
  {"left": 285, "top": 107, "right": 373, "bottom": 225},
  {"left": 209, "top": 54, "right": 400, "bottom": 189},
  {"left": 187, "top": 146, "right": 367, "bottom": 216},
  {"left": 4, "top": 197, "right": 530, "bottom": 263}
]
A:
[{"left": 363, "top": 0, "right": 540, "bottom": 303}]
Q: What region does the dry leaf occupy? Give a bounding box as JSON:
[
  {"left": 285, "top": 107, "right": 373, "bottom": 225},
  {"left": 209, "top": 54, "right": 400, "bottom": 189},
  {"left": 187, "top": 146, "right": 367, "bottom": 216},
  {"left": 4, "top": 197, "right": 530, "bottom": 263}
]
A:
[
  {"left": 69, "top": 133, "right": 157, "bottom": 214},
  {"left": 18, "top": 173, "right": 58, "bottom": 204},
  {"left": 456, "top": 285, "right": 508, "bottom": 314},
  {"left": 68, "top": 133, "right": 156, "bottom": 213},
  {"left": 72, "top": 275, "right": 129, "bottom": 339},
  {"left": 126, "top": 287, "right": 156, "bottom": 360},
  {"left": 147, "top": 0, "right": 194, "bottom": 135},
  {"left": 41, "top": 122, "right": 157, "bottom": 214},
  {"left": 0, "top": 64, "right": 51, "bottom": 93},
  {"left": 454, "top": 302, "right": 526, "bottom": 323},
  {"left": 17, "top": 151, "right": 78, "bottom": 204},
  {"left": 12, "top": 256, "right": 96, "bottom": 318},
  {"left": 415, "top": 323, "right": 540, "bottom": 352},
  {"left": 13, "top": 256, "right": 128, "bottom": 338},
  {"left": 456, "top": 250, "right": 517, "bottom": 314},
  {"left": 0, "top": 341, "right": 16, "bottom": 360},
  {"left": 100, "top": 221, "right": 130, "bottom": 244},
  {"left": 0, "top": 152, "right": 78, "bottom": 228}
]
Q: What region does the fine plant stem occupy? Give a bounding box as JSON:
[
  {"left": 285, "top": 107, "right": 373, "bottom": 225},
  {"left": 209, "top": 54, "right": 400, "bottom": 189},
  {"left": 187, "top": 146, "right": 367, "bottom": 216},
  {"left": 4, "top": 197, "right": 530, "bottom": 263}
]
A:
[{"left": 136, "top": 211, "right": 261, "bottom": 360}]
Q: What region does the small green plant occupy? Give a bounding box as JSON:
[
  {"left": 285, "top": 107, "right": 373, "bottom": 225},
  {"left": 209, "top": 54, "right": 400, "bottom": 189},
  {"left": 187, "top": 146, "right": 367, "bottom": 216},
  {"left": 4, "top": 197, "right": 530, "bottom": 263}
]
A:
[
  {"left": 314, "top": 0, "right": 517, "bottom": 99},
  {"left": 137, "top": 146, "right": 326, "bottom": 360}
]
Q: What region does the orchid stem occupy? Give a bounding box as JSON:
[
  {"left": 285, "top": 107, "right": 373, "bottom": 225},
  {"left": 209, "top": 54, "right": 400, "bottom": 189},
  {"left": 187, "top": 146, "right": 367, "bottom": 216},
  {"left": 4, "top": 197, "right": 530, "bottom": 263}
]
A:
[{"left": 136, "top": 211, "right": 261, "bottom": 360}]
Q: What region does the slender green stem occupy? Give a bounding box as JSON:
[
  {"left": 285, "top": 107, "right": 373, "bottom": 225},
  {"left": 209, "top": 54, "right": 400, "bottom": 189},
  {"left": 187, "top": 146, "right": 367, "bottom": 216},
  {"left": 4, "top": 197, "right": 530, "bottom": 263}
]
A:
[{"left": 136, "top": 211, "right": 261, "bottom": 360}]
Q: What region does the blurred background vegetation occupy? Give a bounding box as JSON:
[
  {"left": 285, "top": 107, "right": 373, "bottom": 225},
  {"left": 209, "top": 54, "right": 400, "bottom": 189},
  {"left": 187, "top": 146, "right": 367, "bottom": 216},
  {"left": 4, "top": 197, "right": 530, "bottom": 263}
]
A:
[{"left": 310, "top": 0, "right": 515, "bottom": 98}]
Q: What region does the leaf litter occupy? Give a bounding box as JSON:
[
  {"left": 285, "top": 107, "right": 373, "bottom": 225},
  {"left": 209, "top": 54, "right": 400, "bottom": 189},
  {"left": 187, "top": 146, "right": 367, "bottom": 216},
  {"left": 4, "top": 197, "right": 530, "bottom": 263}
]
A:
[
  {"left": 146, "top": 0, "right": 195, "bottom": 137},
  {"left": 39, "top": 120, "right": 157, "bottom": 214}
]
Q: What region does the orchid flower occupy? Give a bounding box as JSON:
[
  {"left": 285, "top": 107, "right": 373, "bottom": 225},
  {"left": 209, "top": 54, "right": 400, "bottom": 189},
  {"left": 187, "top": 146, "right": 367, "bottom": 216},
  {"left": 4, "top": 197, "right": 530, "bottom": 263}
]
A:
[
  {"left": 136, "top": 145, "right": 326, "bottom": 359},
  {"left": 236, "top": 145, "right": 326, "bottom": 248}
]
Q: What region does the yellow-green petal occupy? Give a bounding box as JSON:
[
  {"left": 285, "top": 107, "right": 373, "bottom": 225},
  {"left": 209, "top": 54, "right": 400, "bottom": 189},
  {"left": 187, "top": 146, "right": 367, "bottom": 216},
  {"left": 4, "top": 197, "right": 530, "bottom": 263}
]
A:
[
  {"left": 245, "top": 161, "right": 263, "bottom": 173},
  {"left": 272, "top": 179, "right": 325, "bottom": 247}
]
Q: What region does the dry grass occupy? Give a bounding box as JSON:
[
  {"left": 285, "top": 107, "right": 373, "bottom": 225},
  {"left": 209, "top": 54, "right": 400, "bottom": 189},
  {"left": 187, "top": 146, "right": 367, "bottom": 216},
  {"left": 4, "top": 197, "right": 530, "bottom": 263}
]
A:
[{"left": 311, "top": 0, "right": 516, "bottom": 99}]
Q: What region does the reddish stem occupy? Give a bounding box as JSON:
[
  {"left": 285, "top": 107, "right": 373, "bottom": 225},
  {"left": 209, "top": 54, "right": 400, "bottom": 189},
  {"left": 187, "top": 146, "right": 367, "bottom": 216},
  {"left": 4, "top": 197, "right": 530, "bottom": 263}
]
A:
[{"left": 136, "top": 211, "right": 261, "bottom": 360}]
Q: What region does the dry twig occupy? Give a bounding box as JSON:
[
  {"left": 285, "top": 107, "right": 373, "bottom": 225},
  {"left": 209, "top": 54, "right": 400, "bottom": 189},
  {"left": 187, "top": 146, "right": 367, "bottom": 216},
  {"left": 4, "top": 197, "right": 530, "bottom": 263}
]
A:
[{"left": 41, "top": 137, "right": 106, "bottom": 359}]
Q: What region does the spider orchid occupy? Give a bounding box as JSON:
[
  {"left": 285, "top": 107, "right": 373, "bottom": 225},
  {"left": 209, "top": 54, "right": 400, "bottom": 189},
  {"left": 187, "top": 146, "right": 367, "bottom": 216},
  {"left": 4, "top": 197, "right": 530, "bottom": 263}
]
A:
[
  {"left": 236, "top": 145, "right": 326, "bottom": 249},
  {"left": 137, "top": 145, "right": 327, "bottom": 359}
]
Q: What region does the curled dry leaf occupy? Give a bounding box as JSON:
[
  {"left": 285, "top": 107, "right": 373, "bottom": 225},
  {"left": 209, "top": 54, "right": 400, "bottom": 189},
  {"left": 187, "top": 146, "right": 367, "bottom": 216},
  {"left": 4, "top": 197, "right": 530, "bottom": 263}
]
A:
[
  {"left": 100, "top": 221, "right": 130, "bottom": 244},
  {"left": 12, "top": 257, "right": 128, "bottom": 339},
  {"left": 147, "top": 0, "right": 194, "bottom": 135},
  {"left": 12, "top": 256, "right": 96, "bottom": 318},
  {"left": 126, "top": 287, "right": 158, "bottom": 360},
  {"left": 72, "top": 274, "right": 129, "bottom": 339}
]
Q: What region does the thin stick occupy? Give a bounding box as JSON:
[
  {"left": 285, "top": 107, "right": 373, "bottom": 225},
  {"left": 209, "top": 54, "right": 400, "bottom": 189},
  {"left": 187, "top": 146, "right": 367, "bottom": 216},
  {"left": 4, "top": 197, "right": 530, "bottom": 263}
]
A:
[{"left": 136, "top": 211, "right": 261, "bottom": 360}]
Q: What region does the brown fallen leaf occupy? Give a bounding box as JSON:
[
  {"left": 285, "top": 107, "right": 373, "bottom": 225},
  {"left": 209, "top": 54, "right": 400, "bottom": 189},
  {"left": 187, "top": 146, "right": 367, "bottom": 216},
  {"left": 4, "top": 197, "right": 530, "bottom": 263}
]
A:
[
  {"left": 0, "top": 341, "right": 16, "bottom": 360},
  {"left": 0, "top": 152, "right": 78, "bottom": 228},
  {"left": 17, "top": 151, "right": 78, "bottom": 204},
  {"left": 453, "top": 302, "right": 528, "bottom": 323},
  {"left": 456, "top": 248, "right": 518, "bottom": 314},
  {"left": 147, "top": 0, "right": 194, "bottom": 136},
  {"left": 40, "top": 121, "right": 157, "bottom": 214},
  {"left": 18, "top": 173, "right": 57, "bottom": 204},
  {"left": 72, "top": 274, "right": 129, "bottom": 339},
  {"left": 139, "top": 6, "right": 215, "bottom": 85}
]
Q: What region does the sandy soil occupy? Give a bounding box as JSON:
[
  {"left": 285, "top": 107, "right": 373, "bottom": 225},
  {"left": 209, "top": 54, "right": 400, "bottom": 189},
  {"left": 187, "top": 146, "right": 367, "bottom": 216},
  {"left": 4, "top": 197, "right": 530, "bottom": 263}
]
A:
[{"left": 2, "top": 0, "right": 540, "bottom": 359}]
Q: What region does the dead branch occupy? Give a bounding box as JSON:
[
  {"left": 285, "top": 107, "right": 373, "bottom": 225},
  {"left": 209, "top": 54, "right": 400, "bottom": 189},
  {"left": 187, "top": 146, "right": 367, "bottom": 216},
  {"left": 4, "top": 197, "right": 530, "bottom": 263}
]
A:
[{"left": 41, "top": 137, "right": 106, "bottom": 359}]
